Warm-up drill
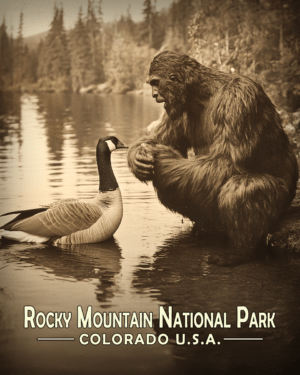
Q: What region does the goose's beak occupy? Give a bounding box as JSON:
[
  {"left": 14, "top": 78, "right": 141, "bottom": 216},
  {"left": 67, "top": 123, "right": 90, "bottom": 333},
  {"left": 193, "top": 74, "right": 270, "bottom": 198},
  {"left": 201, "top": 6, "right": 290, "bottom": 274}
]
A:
[{"left": 116, "top": 140, "right": 128, "bottom": 149}]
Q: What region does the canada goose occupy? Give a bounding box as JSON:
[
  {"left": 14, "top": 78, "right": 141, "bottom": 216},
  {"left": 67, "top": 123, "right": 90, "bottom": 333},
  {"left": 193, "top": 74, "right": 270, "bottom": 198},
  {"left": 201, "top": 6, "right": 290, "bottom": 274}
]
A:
[{"left": 0, "top": 136, "right": 128, "bottom": 245}]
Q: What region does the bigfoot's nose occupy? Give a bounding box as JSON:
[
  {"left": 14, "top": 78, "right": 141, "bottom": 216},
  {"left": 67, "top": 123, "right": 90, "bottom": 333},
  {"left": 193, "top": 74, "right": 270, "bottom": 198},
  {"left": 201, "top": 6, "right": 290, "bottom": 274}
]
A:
[{"left": 152, "top": 86, "right": 158, "bottom": 99}]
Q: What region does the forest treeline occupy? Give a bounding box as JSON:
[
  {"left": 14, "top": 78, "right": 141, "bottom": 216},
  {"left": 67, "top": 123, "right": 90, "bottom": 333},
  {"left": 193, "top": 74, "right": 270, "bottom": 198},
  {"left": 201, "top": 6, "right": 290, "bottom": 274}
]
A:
[{"left": 0, "top": 0, "right": 299, "bottom": 110}]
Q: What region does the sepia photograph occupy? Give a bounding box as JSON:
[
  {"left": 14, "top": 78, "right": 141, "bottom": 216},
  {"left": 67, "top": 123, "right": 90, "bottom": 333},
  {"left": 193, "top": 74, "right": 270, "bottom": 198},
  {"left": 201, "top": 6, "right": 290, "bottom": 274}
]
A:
[{"left": 0, "top": 0, "right": 300, "bottom": 374}]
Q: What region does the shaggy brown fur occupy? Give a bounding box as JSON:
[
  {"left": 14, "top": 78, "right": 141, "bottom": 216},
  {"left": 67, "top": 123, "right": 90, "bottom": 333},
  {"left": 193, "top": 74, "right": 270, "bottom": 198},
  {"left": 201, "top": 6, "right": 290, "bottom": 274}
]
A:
[{"left": 128, "top": 51, "right": 298, "bottom": 254}]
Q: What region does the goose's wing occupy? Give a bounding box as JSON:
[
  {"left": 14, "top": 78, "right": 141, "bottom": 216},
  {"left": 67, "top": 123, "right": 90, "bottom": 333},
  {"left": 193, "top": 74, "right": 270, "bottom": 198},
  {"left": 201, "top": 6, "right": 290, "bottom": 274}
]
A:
[
  {"left": 4, "top": 201, "right": 104, "bottom": 238},
  {"left": 0, "top": 198, "right": 80, "bottom": 229},
  {"left": 41, "top": 198, "right": 79, "bottom": 209}
]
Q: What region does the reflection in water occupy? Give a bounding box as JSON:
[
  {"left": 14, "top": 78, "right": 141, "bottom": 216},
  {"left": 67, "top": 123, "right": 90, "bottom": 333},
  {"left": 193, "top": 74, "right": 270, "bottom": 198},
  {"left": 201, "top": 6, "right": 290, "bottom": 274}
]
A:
[
  {"left": 2, "top": 239, "right": 122, "bottom": 307},
  {"left": 58, "top": 240, "right": 122, "bottom": 307},
  {"left": 133, "top": 228, "right": 300, "bottom": 374},
  {"left": 1, "top": 92, "right": 300, "bottom": 374}
]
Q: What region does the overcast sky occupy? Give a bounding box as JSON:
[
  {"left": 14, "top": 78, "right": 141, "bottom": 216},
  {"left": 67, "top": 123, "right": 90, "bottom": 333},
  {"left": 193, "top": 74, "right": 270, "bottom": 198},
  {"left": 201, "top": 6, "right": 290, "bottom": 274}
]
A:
[{"left": 0, "top": 0, "right": 173, "bottom": 38}]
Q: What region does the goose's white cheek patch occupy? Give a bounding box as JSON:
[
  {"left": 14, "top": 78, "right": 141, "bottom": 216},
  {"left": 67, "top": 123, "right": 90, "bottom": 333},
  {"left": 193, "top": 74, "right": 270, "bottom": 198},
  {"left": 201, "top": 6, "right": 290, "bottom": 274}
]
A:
[{"left": 106, "top": 140, "right": 116, "bottom": 152}]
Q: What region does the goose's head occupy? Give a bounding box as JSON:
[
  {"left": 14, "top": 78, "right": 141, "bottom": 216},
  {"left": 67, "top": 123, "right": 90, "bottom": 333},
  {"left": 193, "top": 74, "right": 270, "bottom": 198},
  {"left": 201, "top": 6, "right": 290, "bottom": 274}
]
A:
[
  {"left": 97, "top": 136, "right": 128, "bottom": 154},
  {"left": 96, "top": 136, "right": 128, "bottom": 192}
]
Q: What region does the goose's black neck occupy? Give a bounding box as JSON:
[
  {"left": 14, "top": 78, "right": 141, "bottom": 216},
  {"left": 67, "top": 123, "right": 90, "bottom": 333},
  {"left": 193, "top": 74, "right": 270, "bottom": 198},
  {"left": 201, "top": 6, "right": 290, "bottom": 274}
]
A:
[{"left": 97, "top": 148, "right": 118, "bottom": 192}]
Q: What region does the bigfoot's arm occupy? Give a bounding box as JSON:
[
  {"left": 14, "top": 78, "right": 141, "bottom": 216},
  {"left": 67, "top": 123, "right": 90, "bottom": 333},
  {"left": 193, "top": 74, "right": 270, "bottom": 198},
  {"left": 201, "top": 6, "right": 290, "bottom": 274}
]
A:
[
  {"left": 128, "top": 113, "right": 190, "bottom": 182},
  {"left": 150, "top": 144, "right": 232, "bottom": 221}
]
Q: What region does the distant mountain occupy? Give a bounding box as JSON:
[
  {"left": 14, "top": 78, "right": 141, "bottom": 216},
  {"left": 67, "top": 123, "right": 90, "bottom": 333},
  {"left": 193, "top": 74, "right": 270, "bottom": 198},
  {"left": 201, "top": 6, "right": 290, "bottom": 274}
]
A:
[
  {"left": 24, "top": 31, "right": 48, "bottom": 50},
  {"left": 24, "top": 29, "right": 75, "bottom": 50}
]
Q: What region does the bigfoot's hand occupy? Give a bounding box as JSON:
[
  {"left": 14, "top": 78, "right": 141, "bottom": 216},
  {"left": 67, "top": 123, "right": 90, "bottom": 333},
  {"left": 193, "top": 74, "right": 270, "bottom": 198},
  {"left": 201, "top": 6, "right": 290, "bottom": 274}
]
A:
[{"left": 133, "top": 143, "right": 154, "bottom": 181}]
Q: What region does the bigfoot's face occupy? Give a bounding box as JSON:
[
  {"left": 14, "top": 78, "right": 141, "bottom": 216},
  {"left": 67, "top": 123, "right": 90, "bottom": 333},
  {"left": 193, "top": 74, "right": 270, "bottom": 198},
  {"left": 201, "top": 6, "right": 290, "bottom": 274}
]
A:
[{"left": 147, "top": 73, "right": 186, "bottom": 121}]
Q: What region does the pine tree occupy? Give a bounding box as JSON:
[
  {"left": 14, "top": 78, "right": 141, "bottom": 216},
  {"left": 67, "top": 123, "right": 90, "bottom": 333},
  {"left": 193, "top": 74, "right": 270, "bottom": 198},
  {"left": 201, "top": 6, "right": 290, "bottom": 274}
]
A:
[
  {"left": 38, "top": 4, "right": 70, "bottom": 91},
  {"left": 37, "top": 39, "right": 48, "bottom": 80},
  {"left": 165, "top": 0, "right": 194, "bottom": 53},
  {"left": 22, "top": 46, "right": 38, "bottom": 84},
  {"left": 13, "top": 11, "right": 25, "bottom": 85},
  {"left": 69, "top": 7, "right": 94, "bottom": 91},
  {"left": 98, "top": 0, "right": 107, "bottom": 66},
  {"left": 0, "top": 18, "right": 13, "bottom": 89},
  {"left": 142, "top": 0, "right": 155, "bottom": 49},
  {"left": 116, "top": 9, "right": 135, "bottom": 38},
  {"left": 86, "top": 0, "right": 104, "bottom": 83}
]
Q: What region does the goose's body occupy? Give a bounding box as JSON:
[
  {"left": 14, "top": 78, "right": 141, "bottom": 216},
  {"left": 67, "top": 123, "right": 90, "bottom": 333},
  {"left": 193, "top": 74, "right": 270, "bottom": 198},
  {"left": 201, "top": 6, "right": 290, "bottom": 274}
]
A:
[{"left": 0, "top": 136, "right": 127, "bottom": 245}]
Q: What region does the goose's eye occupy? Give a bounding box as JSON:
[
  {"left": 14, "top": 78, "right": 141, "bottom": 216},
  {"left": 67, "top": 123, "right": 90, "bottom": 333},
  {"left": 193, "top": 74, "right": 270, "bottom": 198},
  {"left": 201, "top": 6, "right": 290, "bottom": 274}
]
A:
[{"left": 170, "top": 74, "right": 176, "bottom": 81}]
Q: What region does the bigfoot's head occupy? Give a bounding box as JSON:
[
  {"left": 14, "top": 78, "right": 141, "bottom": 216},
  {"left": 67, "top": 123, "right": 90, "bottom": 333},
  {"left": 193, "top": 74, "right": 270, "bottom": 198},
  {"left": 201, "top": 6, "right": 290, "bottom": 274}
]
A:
[{"left": 146, "top": 51, "right": 206, "bottom": 120}]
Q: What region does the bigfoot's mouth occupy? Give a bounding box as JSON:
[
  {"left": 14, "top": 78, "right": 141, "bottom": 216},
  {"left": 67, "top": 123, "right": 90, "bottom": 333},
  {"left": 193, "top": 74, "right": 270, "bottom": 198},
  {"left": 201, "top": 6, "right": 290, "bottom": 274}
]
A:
[{"left": 155, "top": 92, "right": 166, "bottom": 104}]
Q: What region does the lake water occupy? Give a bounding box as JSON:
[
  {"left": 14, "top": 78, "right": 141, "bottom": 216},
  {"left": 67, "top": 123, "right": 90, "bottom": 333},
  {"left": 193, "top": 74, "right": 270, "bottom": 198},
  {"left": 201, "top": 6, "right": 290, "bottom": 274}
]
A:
[{"left": 0, "top": 91, "right": 300, "bottom": 374}]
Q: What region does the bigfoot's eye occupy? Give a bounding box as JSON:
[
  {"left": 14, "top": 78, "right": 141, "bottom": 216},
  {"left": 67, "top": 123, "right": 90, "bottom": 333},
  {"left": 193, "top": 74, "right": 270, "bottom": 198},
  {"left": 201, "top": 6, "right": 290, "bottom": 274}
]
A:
[
  {"left": 150, "top": 79, "right": 160, "bottom": 87},
  {"left": 169, "top": 74, "right": 176, "bottom": 81}
]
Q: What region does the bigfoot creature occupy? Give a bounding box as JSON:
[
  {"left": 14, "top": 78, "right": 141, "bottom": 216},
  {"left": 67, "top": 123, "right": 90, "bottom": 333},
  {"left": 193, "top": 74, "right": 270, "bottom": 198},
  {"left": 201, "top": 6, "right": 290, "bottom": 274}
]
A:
[{"left": 128, "top": 51, "right": 298, "bottom": 259}]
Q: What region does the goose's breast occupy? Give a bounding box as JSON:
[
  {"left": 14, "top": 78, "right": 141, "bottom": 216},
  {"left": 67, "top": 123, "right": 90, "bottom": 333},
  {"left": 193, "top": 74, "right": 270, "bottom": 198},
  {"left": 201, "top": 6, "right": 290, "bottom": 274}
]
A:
[
  {"left": 58, "top": 189, "right": 123, "bottom": 244},
  {"left": 95, "top": 189, "right": 123, "bottom": 236}
]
